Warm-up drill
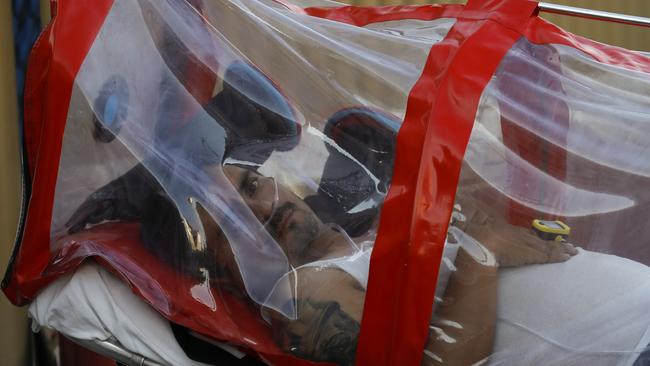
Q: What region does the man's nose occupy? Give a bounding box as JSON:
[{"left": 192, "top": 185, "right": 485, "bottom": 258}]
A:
[{"left": 247, "top": 199, "right": 274, "bottom": 224}]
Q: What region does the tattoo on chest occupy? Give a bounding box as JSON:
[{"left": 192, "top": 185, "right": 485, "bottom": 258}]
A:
[{"left": 287, "top": 299, "right": 361, "bottom": 366}]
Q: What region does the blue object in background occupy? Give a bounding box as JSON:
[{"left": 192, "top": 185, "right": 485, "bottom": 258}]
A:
[{"left": 12, "top": 0, "right": 42, "bottom": 124}]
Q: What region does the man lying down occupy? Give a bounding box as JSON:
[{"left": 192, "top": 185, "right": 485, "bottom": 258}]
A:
[{"left": 63, "top": 62, "right": 650, "bottom": 366}]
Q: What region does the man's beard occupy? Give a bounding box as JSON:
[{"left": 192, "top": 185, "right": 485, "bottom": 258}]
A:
[{"left": 266, "top": 202, "right": 321, "bottom": 261}]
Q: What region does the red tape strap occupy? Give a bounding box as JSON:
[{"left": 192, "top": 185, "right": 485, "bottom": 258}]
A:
[{"left": 352, "top": 1, "right": 539, "bottom": 365}]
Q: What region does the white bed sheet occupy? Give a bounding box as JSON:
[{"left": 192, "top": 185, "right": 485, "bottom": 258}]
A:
[
  {"left": 29, "top": 249, "right": 650, "bottom": 366},
  {"left": 29, "top": 264, "right": 209, "bottom": 366},
  {"left": 493, "top": 248, "right": 650, "bottom": 366}
]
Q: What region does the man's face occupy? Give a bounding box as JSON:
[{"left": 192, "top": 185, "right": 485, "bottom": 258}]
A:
[{"left": 204, "top": 165, "right": 327, "bottom": 274}]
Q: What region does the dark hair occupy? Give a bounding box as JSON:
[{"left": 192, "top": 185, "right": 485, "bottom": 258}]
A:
[{"left": 140, "top": 192, "right": 205, "bottom": 277}]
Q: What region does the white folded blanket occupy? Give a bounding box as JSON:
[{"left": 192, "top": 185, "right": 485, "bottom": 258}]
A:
[
  {"left": 30, "top": 249, "right": 650, "bottom": 366},
  {"left": 29, "top": 264, "right": 209, "bottom": 366}
]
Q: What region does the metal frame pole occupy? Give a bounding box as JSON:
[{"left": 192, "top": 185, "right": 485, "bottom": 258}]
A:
[
  {"left": 68, "top": 337, "right": 164, "bottom": 366},
  {"left": 538, "top": 2, "right": 650, "bottom": 28}
]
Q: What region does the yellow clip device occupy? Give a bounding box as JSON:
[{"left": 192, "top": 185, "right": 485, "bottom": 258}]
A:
[{"left": 532, "top": 220, "right": 570, "bottom": 242}]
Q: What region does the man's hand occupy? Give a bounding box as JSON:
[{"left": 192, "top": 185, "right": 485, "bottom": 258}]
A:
[{"left": 462, "top": 214, "right": 578, "bottom": 267}]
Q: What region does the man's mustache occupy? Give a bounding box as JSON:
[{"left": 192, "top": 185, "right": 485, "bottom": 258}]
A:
[{"left": 266, "top": 202, "right": 297, "bottom": 237}]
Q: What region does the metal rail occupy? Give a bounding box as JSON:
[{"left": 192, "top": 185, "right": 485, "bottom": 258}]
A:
[
  {"left": 67, "top": 336, "right": 165, "bottom": 366},
  {"left": 538, "top": 2, "right": 650, "bottom": 28}
]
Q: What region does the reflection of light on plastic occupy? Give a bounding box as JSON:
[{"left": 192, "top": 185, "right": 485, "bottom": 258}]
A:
[
  {"left": 363, "top": 18, "right": 456, "bottom": 44},
  {"left": 490, "top": 44, "right": 650, "bottom": 178},
  {"left": 466, "top": 123, "right": 634, "bottom": 216},
  {"left": 260, "top": 125, "right": 384, "bottom": 200},
  {"left": 222, "top": 158, "right": 261, "bottom": 168},
  {"left": 558, "top": 46, "right": 650, "bottom": 178},
  {"left": 190, "top": 268, "right": 217, "bottom": 311},
  {"left": 429, "top": 325, "right": 457, "bottom": 344},
  {"left": 436, "top": 319, "right": 462, "bottom": 329},
  {"left": 103, "top": 95, "right": 119, "bottom": 126},
  {"left": 308, "top": 126, "right": 381, "bottom": 188},
  {"left": 348, "top": 190, "right": 385, "bottom": 214},
  {"left": 423, "top": 350, "right": 443, "bottom": 363}
]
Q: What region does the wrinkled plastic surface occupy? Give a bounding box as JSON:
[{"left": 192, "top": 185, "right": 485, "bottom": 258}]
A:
[
  {"left": 43, "top": 0, "right": 454, "bottom": 364},
  {"left": 7, "top": 0, "right": 650, "bottom": 365},
  {"left": 428, "top": 38, "right": 650, "bottom": 365}
]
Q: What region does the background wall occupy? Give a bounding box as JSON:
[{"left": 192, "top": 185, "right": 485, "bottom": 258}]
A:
[
  {"left": 345, "top": 0, "right": 650, "bottom": 51},
  {"left": 0, "top": 1, "right": 30, "bottom": 366}
]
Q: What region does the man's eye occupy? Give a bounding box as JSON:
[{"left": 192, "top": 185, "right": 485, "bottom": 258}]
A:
[{"left": 246, "top": 177, "right": 259, "bottom": 196}]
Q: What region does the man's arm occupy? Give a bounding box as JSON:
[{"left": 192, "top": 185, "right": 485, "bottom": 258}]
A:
[
  {"left": 270, "top": 163, "right": 577, "bottom": 364},
  {"left": 272, "top": 229, "right": 575, "bottom": 365},
  {"left": 423, "top": 249, "right": 497, "bottom": 365},
  {"left": 454, "top": 162, "right": 577, "bottom": 267},
  {"left": 271, "top": 254, "right": 497, "bottom": 366}
]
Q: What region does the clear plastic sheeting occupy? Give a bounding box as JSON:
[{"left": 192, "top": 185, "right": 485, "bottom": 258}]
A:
[
  {"left": 45, "top": 0, "right": 452, "bottom": 364},
  {"left": 8, "top": 0, "right": 650, "bottom": 365},
  {"left": 434, "top": 37, "right": 650, "bottom": 365},
  {"left": 467, "top": 38, "right": 650, "bottom": 261}
]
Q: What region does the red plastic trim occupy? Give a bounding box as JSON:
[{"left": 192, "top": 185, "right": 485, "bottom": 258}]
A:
[
  {"left": 304, "top": 4, "right": 463, "bottom": 26},
  {"left": 355, "top": 1, "right": 539, "bottom": 365},
  {"left": 3, "top": 0, "right": 115, "bottom": 304},
  {"left": 22, "top": 16, "right": 54, "bottom": 177}
]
